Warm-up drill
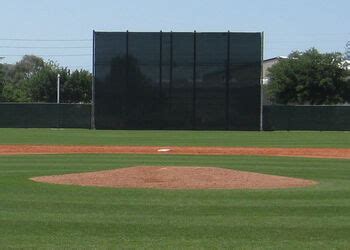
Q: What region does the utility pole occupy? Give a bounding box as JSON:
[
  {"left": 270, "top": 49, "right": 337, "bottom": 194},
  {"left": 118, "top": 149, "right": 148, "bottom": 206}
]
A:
[
  {"left": 57, "top": 74, "right": 61, "bottom": 104},
  {"left": 345, "top": 41, "right": 350, "bottom": 60}
]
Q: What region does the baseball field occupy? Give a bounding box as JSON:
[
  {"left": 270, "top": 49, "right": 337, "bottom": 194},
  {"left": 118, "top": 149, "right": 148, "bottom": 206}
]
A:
[{"left": 0, "top": 129, "right": 349, "bottom": 249}]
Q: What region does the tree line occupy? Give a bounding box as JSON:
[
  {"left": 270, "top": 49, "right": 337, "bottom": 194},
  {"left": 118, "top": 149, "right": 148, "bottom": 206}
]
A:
[
  {"left": 1, "top": 49, "right": 349, "bottom": 105},
  {"left": 266, "top": 48, "right": 350, "bottom": 105},
  {"left": 0, "top": 55, "right": 92, "bottom": 103}
]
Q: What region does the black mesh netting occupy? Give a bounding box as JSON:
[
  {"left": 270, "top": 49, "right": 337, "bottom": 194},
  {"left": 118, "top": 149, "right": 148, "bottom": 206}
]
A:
[
  {"left": 94, "top": 31, "right": 262, "bottom": 130},
  {"left": 264, "top": 105, "right": 350, "bottom": 131}
]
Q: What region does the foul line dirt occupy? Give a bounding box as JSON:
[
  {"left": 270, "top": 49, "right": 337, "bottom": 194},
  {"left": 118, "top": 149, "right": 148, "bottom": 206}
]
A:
[{"left": 0, "top": 145, "right": 349, "bottom": 159}]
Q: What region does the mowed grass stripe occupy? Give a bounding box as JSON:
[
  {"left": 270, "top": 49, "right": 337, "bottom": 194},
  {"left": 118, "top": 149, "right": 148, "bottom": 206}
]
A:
[
  {"left": 0, "top": 154, "right": 350, "bottom": 249},
  {"left": 0, "top": 128, "right": 349, "bottom": 148}
]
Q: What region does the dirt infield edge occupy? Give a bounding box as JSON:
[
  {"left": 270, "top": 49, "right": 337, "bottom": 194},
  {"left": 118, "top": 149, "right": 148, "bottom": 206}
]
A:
[{"left": 0, "top": 145, "right": 349, "bottom": 159}]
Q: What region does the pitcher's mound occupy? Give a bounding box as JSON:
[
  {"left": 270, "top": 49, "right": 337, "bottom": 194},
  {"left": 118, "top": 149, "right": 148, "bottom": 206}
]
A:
[{"left": 31, "top": 166, "right": 317, "bottom": 190}]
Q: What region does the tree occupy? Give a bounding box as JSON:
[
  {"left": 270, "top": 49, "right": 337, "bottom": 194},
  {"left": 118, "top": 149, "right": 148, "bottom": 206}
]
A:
[
  {"left": 62, "top": 69, "right": 92, "bottom": 103},
  {"left": 23, "top": 63, "right": 92, "bottom": 103},
  {"left": 267, "top": 48, "right": 350, "bottom": 105},
  {"left": 0, "top": 63, "right": 4, "bottom": 101},
  {"left": 7, "top": 55, "right": 45, "bottom": 83},
  {"left": 1, "top": 55, "right": 45, "bottom": 102},
  {"left": 0, "top": 55, "right": 92, "bottom": 103},
  {"left": 23, "top": 62, "right": 67, "bottom": 103}
]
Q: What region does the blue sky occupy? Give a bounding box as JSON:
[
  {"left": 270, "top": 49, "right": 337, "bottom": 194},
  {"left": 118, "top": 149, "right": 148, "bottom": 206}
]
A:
[{"left": 0, "top": 0, "right": 349, "bottom": 71}]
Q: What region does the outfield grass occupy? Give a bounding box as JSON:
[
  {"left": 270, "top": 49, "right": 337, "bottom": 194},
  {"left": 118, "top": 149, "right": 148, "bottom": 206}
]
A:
[
  {"left": 0, "top": 128, "right": 349, "bottom": 148},
  {"left": 0, "top": 154, "right": 349, "bottom": 249},
  {"left": 0, "top": 129, "right": 349, "bottom": 249}
]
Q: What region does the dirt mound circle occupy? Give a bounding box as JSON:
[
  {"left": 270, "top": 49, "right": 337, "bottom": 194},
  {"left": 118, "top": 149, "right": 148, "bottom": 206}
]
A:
[{"left": 31, "top": 166, "right": 317, "bottom": 190}]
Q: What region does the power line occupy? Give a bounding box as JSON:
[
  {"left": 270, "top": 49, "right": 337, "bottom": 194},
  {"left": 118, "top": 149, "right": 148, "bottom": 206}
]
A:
[
  {"left": 266, "top": 32, "right": 350, "bottom": 36},
  {"left": 0, "top": 46, "right": 92, "bottom": 49},
  {"left": 0, "top": 32, "right": 347, "bottom": 41},
  {"left": 0, "top": 38, "right": 91, "bottom": 42},
  {"left": 66, "top": 65, "right": 92, "bottom": 68},
  {"left": 0, "top": 54, "right": 92, "bottom": 57}
]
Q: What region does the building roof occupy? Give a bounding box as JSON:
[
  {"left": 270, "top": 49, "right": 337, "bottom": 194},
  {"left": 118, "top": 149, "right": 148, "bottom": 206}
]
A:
[{"left": 263, "top": 56, "right": 287, "bottom": 63}]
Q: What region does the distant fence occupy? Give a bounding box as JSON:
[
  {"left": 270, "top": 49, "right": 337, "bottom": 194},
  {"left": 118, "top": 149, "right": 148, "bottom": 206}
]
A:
[
  {"left": 264, "top": 105, "right": 350, "bottom": 131},
  {"left": 0, "top": 103, "right": 349, "bottom": 131},
  {"left": 0, "top": 103, "right": 91, "bottom": 128}
]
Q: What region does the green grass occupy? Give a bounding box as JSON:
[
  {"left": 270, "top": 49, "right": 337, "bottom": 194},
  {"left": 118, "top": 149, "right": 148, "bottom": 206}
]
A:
[
  {"left": 0, "top": 129, "right": 349, "bottom": 249},
  {"left": 0, "top": 154, "right": 349, "bottom": 249},
  {"left": 0, "top": 128, "right": 349, "bottom": 148}
]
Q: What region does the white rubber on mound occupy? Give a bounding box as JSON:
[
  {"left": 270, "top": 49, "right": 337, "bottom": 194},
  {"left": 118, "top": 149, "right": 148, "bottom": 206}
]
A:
[{"left": 157, "top": 148, "right": 171, "bottom": 152}]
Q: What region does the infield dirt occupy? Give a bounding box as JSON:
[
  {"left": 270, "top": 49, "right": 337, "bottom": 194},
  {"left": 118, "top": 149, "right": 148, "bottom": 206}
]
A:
[
  {"left": 2, "top": 145, "right": 343, "bottom": 190},
  {"left": 0, "top": 145, "right": 349, "bottom": 159}
]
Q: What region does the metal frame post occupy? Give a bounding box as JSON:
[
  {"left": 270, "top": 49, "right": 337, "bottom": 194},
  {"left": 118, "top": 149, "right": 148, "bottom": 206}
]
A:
[
  {"left": 91, "top": 30, "right": 96, "bottom": 129},
  {"left": 159, "top": 30, "right": 163, "bottom": 129},
  {"left": 192, "top": 31, "right": 197, "bottom": 130},
  {"left": 260, "top": 32, "right": 264, "bottom": 131},
  {"left": 159, "top": 31, "right": 163, "bottom": 96},
  {"left": 169, "top": 31, "right": 173, "bottom": 110},
  {"left": 126, "top": 30, "right": 129, "bottom": 85},
  {"left": 225, "top": 31, "right": 231, "bottom": 130}
]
